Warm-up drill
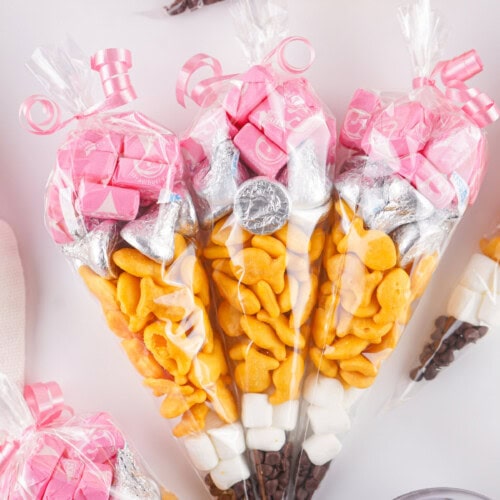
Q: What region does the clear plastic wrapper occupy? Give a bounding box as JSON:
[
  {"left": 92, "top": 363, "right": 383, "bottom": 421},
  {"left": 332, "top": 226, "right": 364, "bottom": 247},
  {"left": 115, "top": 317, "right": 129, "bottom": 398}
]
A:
[
  {"left": 176, "top": 0, "right": 336, "bottom": 497},
  {"left": 21, "top": 42, "right": 252, "bottom": 499},
  {"left": 293, "top": 1, "right": 499, "bottom": 498},
  {"left": 165, "top": 0, "right": 225, "bottom": 16},
  {"left": 394, "top": 219, "right": 500, "bottom": 400}
]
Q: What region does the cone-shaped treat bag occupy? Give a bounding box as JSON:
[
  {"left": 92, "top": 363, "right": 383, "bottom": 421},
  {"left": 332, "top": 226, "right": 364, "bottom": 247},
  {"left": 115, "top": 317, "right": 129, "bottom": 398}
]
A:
[
  {"left": 293, "top": 1, "right": 499, "bottom": 498},
  {"left": 20, "top": 42, "right": 256, "bottom": 499},
  {"left": 391, "top": 219, "right": 500, "bottom": 401},
  {"left": 176, "top": 0, "right": 336, "bottom": 497}
]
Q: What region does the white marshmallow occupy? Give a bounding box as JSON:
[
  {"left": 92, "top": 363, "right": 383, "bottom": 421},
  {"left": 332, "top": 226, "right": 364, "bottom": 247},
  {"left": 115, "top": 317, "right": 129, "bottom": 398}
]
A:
[
  {"left": 242, "top": 393, "right": 273, "bottom": 428},
  {"left": 447, "top": 285, "right": 482, "bottom": 324},
  {"left": 478, "top": 293, "right": 500, "bottom": 327},
  {"left": 207, "top": 423, "right": 246, "bottom": 460},
  {"left": 303, "top": 374, "right": 344, "bottom": 408},
  {"left": 459, "top": 253, "right": 497, "bottom": 292},
  {"left": 183, "top": 433, "right": 219, "bottom": 471},
  {"left": 307, "top": 404, "right": 351, "bottom": 435},
  {"left": 343, "top": 388, "right": 364, "bottom": 410},
  {"left": 204, "top": 411, "right": 225, "bottom": 431},
  {"left": 246, "top": 427, "right": 286, "bottom": 451},
  {"left": 210, "top": 454, "right": 251, "bottom": 491},
  {"left": 302, "top": 433, "right": 342, "bottom": 465},
  {"left": 272, "top": 400, "right": 299, "bottom": 431}
]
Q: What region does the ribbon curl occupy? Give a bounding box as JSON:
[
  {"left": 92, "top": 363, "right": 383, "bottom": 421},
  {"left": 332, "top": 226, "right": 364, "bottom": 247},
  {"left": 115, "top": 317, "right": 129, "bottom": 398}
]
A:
[
  {"left": 20, "top": 48, "right": 137, "bottom": 135},
  {"left": 413, "top": 49, "right": 499, "bottom": 128}
]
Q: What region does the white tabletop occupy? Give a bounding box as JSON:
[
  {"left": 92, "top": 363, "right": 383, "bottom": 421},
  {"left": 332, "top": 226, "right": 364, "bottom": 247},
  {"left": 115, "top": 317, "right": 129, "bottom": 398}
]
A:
[{"left": 1, "top": 0, "right": 499, "bottom": 498}]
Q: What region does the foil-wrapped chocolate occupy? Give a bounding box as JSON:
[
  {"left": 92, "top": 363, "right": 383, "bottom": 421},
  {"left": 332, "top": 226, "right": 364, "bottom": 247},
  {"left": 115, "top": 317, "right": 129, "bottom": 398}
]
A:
[
  {"left": 234, "top": 177, "right": 291, "bottom": 235},
  {"left": 58, "top": 185, "right": 87, "bottom": 240},
  {"left": 191, "top": 138, "right": 249, "bottom": 228},
  {"left": 61, "top": 220, "right": 120, "bottom": 278},
  {"left": 112, "top": 446, "right": 162, "bottom": 500},
  {"left": 173, "top": 183, "right": 198, "bottom": 237},
  {"left": 288, "top": 140, "right": 330, "bottom": 209},
  {"left": 121, "top": 200, "right": 181, "bottom": 264}
]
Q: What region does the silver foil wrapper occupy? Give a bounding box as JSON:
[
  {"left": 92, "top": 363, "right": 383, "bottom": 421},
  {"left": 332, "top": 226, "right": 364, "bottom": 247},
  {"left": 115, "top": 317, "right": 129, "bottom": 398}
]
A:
[
  {"left": 234, "top": 177, "right": 291, "bottom": 235},
  {"left": 191, "top": 138, "right": 249, "bottom": 228},
  {"left": 111, "top": 445, "right": 162, "bottom": 500},
  {"left": 287, "top": 140, "right": 331, "bottom": 209},
  {"left": 61, "top": 220, "right": 120, "bottom": 279},
  {"left": 174, "top": 183, "right": 198, "bottom": 237},
  {"left": 121, "top": 200, "right": 181, "bottom": 264}
]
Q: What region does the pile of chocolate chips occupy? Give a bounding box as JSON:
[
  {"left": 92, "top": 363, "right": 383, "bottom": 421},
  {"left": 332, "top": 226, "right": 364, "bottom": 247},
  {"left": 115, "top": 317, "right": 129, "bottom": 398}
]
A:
[
  {"left": 204, "top": 475, "right": 256, "bottom": 500},
  {"left": 252, "top": 443, "right": 293, "bottom": 500},
  {"left": 410, "top": 315, "right": 488, "bottom": 381},
  {"left": 165, "top": 0, "right": 224, "bottom": 15},
  {"left": 293, "top": 452, "right": 330, "bottom": 500}
]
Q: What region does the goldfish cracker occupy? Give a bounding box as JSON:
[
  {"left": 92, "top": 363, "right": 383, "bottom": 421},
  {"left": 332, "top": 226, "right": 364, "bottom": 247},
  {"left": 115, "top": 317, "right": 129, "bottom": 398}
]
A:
[
  {"left": 312, "top": 307, "right": 336, "bottom": 349},
  {"left": 257, "top": 311, "right": 306, "bottom": 349},
  {"left": 240, "top": 315, "right": 286, "bottom": 361},
  {"left": 104, "top": 310, "right": 133, "bottom": 339},
  {"left": 341, "top": 290, "right": 380, "bottom": 318},
  {"left": 136, "top": 277, "right": 185, "bottom": 322},
  {"left": 211, "top": 216, "right": 252, "bottom": 247},
  {"left": 113, "top": 248, "right": 163, "bottom": 284},
  {"left": 228, "top": 340, "right": 252, "bottom": 361},
  {"left": 180, "top": 255, "right": 210, "bottom": 306},
  {"left": 337, "top": 218, "right": 397, "bottom": 271},
  {"left": 278, "top": 275, "right": 300, "bottom": 313},
  {"left": 116, "top": 272, "right": 141, "bottom": 316},
  {"left": 374, "top": 268, "right": 411, "bottom": 324},
  {"left": 144, "top": 321, "right": 173, "bottom": 370},
  {"left": 335, "top": 199, "right": 355, "bottom": 222},
  {"left": 339, "top": 370, "right": 375, "bottom": 389},
  {"left": 309, "top": 228, "right": 326, "bottom": 262},
  {"left": 290, "top": 274, "right": 319, "bottom": 328},
  {"left": 205, "top": 379, "right": 238, "bottom": 424},
  {"left": 320, "top": 280, "right": 334, "bottom": 296},
  {"left": 350, "top": 317, "right": 393, "bottom": 342},
  {"left": 251, "top": 234, "right": 287, "bottom": 258},
  {"left": 212, "top": 270, "right": 261, "bottom": 315},
  {"left": 79, "top": 266, "right": 119, "bottom": 311},
  {"left": 269, "top": 351, "right": 305, "bottom": 405},
  {"left": 323, "top": 335, "right": 370, "bottom": 360},
  {"left": 211, "top": 258, "right": 234, "bottom": 277},
  {"left": 203, "top": 245, "right": 231, "bottom": 260},
  {"left": 172, "top": 403, "right": 209, "bottom": 438},
  {"left": 159, "top": 385, "right": 207, "bottom": 419},
  {"left": 339, "top": 355, "right": 377, "bottom": 377},
  {"left": 331, "top": 220, "right": 346, "bottom": 247},
  {"left": 234, "top": 346, "right": 280, "bottom": 393},
  {"left": 480, "top": 235, "right": 500, "bottom": 261},
  {"left": 121, "top": 338, "right": 164, "bottom": 379},
  {"left": 286, "top": 252, "right": 312, "bottom": 282},
  {"left": 218, "top": 301, "right": 244, "bottom": 338},
  {"left": 274, "top": 223, "right": 311, "bottom": 254},
  {"left": 309, "top": 347, "right": 339, "bottom": 378},
  {"left": 191, "top": 298, "right": 214, "bottom": 354},
  {"left": 230, "top": 248, "right": 286, "bottom": 294},
  {"left": 410, "top": 252, "right": 438, "bottom": 300},
  {"left": 251, "top": 281, "right": 280, "bottom": 318},
  {"left": 189, "top": 338, "right": 228, "bottom": 388}
]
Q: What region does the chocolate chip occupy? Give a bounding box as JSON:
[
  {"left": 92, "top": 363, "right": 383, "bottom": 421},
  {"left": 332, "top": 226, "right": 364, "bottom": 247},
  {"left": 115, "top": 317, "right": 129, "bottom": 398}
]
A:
[
  {"left": 252, "top": 450, "right": 264, "bottom": 464},
  {"left": 265, "top": 479, "right": 279, "bottom": 496},
  {"left": 410, "top": 366, "right": 425, "bottom": 381},
  {"left": 282, "top": 442, "right": 293, "bottom": 457},
  {"left": 454, "top": 337, "right": 466, "bottom": 350},
  {"left": 278, "top": 470, "right": 290, "bottom": 486},
  {"left": 478, "top": 326, "right": 489, "bottom": 337},
  {"left": 423, "top": 362, "right": 439, "bottom": 380},
  {"left": 311, "top": 465, "right": 328, "bottom": 481},
  {"left": 296, "top": 488, "right": 311, "bottom": 500},
  {"left": 264, "top": 451, "right": 281, "bottom": 466},
  {"left": 435, "top": 316, "right": 448, "bottom": 328}
]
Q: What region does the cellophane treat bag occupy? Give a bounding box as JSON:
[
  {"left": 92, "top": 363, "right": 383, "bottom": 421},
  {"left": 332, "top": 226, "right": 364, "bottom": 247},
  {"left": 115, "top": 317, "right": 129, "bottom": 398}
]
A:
[
  {"left": 293, "top": 0, "right": 499, "bottom": 498},
  {"left": 165, "top": 0, "right": 224, "bottom": 16},
  {"left": 177, "top": 0, "right": 336, "bottom": 497},
  {"left": 0, "top": 375, "right": 177, "bottom": 499},
  {"left": 392, "top": 219, "right": 500, "bottom": 400},
  {"left": 21, "top": 41, "right": 252, "bottom": 499}
]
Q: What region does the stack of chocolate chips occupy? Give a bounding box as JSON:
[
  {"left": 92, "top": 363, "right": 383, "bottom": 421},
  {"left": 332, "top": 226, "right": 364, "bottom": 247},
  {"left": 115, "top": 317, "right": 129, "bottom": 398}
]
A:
[
  {"left": 293, "top": 452, "right": 330, "bottom": 500},
  {"left": 252, "top": 443, "right": 292, "bottom": 500},
  {"left": 410, "top": 315, "right": 488, "bottom": 382},
  {"left": 204, "top": 475, "right": 256, "bottom": 500}
]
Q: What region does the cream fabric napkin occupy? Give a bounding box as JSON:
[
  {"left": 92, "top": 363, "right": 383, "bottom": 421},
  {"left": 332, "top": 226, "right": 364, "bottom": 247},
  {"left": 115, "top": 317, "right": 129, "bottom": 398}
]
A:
[{"left": 0, "top": 221, "right": 25, "bottom": 387}]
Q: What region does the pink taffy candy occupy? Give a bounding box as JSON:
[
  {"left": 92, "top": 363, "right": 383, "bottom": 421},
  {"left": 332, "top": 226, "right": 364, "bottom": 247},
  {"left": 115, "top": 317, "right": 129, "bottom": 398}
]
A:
[
  {"left": 57, "top": 149, "right": 118, "bottom": 186},
  {"left": 45, "top": 185, "right": 74, "bottom": 244},
  {"left": 79, "top": 181, "right": 140, "bottom": 221},
  {"left": 43, "top": 458, "right": 84, "bottom": 500},
  {"left": 234, "top": 123, "right": 288, "bottom": 178},
  {"left": 223, "top": 65, "right": 276, "bottom": 126},
  {"left": 73, "top": 463, "right": 113, "bottom": 500},
  {"left": 76, "top": 130, "right": 123, "bottom": 154},
  {"left": 405, "top": 153, "right": 456, "bottom": 209},
  {"left": 362, "top": 101, "right": 433, "bottom": 159},
  {"left": 123, "top": 133, "right": 176, "bottom": 164},
  {"left": 340, "top": 89, "right": 381, "bottom": 151}
]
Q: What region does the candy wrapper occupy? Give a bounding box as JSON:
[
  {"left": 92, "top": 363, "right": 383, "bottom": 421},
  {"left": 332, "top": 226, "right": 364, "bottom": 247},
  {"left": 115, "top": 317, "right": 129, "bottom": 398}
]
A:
[
  {"left": 21, "top": 42, "right": 251, "bottom": 499},
  {"left": 293, "top": 1, "right": 499, "bottom": 498},
  {"left": 176, "top": 0, "right": 335, "bottom": 497},
  {"left": 392, "top": 219, "right": 500, "bottom": 401},
  {"left": 165, "top": 0, "right": 224, "bottom": 16}
]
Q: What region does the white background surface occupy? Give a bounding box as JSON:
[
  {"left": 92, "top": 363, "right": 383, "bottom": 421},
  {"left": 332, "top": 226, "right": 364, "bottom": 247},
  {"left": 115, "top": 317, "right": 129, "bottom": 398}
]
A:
[{"left": 1, "top": 1, "right": 500, "bottom": 499}]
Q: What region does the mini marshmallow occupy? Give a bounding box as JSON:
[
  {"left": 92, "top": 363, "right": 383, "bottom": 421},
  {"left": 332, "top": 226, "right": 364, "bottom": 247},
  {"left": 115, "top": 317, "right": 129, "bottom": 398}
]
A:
[
  {"left": 183, "top": 433, "right": 219, "bottom": 471},
  {"left": 210, "top": 454, "right": 251, "bottom": 491},
  {"left": 446, "top": 285, "right": 482, "bottom": 325},
  {"left": 307, "top": 404, "right": 351, "bottom": 435},
  {"left": 207, "top": 423, "right": 246, "bottom": 460},
  {"left": 246, "top": 427, "right": 286, "bottom": 452},
  {"left": 272, "top": 400, "right": 299, "bottom": 431},
  {"left": 302, "top": 433, "right": 342, "bottom": 466},
  {"left": 459, "top": 253, "right": 498, "bottom": 293},
  {"left": 303, "top": 374, "right": 345, "bottom": 408},
  {"left": 242, "top": 393, "right": 273, "bottom": 428},
  {"left": 478, "top": 293, "right": 500, "bottom": 327}
]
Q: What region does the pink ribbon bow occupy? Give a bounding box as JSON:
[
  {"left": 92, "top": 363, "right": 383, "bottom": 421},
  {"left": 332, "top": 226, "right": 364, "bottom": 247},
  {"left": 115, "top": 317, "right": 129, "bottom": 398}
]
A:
[
  {"left": 20, "top": 48, "right": 137, "bottom": 135},
  {"left": 175, "top": 36, "right": 315, "bottom": 108},
  {"left": 413, "top": 49, "right": 499, "bottom": 128}
]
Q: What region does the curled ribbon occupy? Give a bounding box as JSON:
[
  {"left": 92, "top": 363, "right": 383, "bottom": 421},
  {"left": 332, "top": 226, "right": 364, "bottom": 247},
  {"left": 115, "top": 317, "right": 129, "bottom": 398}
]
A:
[
  {"left": 413, "top": 49, "right": 499, "bottom": 127},
  {"left": 20, "top": 48, "right": 137, "bottom": 135},
  {"left": 176, "top": 36, "right": 315, "bottom": 108}
]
